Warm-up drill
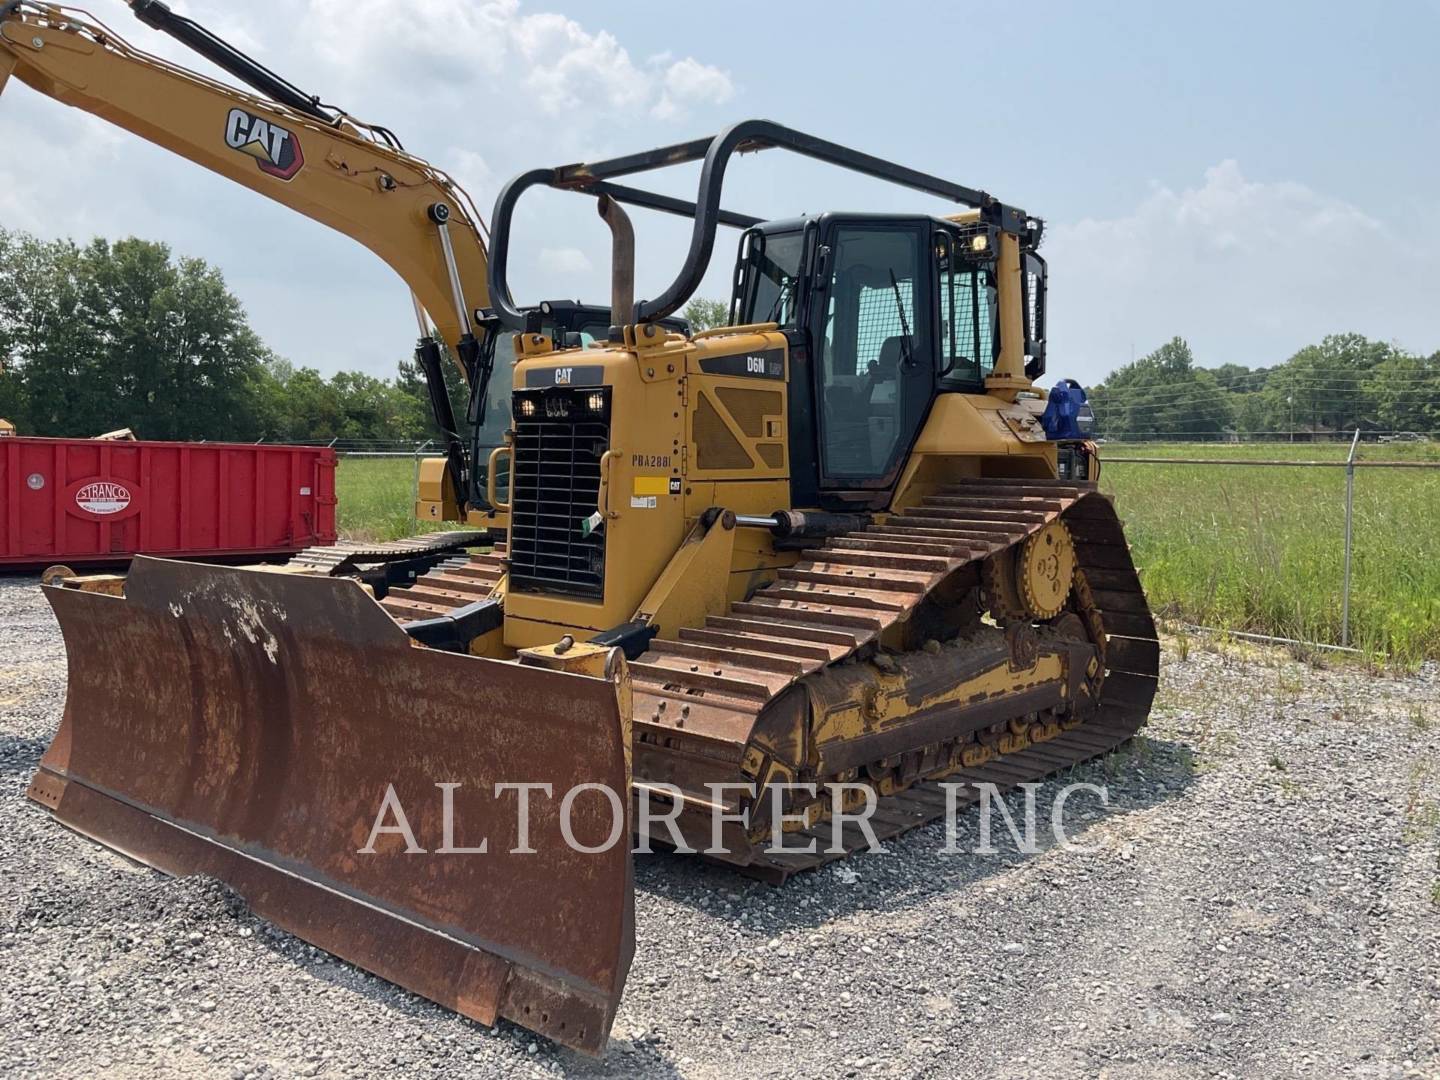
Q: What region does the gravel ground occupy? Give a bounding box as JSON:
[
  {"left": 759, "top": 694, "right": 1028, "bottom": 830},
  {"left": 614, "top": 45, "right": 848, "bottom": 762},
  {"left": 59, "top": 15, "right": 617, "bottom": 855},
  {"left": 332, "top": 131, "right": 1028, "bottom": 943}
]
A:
[{"left": 2, "top": 575, "right": 1438, "bottom": 1080}]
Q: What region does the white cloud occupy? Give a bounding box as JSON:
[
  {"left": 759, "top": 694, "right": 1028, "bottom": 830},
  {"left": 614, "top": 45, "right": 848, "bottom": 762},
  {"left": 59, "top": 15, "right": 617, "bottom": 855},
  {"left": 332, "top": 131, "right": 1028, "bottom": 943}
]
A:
[
  {"left": 653, "top": 56, "right": 736, "bottom": 120},
  {"left": 298, "top": 0, "right": 732, "bottom": 120},
  {"left": 538, "top": 246, "right": 593, "bottom": 275},
  {"left": 509, "top": 13, "right": 648, "bottom": 114},
  {"left": 1044, "top": 161, "right": 1440, "bottom": 384}
]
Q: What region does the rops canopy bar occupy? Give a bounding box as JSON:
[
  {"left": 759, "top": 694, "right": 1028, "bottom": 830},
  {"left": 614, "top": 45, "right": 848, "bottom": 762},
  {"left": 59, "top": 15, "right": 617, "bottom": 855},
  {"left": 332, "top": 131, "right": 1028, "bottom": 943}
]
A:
[{"left": 487, "top": 118, "right": 1027, "bottom": 329}]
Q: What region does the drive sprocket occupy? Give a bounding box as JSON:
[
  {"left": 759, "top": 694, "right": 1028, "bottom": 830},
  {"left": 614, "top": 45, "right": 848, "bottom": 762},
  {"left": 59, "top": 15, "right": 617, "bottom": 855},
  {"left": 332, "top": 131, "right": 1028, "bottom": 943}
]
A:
[
  {"left": 983, "top": 519, "right": 1076, "bottom": 622},
  {"left": 1017, "top": 520, "right": 1076, "bottom": 619}
]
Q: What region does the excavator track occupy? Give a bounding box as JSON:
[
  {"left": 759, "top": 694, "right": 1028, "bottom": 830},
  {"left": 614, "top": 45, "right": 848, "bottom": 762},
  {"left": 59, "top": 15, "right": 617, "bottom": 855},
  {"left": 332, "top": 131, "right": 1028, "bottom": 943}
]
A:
[
  {"left": 377, "top": 547, "right": 507, "bottom": 621},
  {"left": 627, "top": 477, "right": 1158, "bottom": 880},
  {"left": 287, "top": 528, "right": 490, "bottom": 575}
]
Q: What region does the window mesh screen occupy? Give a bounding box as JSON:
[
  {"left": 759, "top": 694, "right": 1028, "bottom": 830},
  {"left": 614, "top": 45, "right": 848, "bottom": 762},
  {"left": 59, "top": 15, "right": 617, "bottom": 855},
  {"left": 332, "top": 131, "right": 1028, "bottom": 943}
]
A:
[
  {"left": 854, "top": 281, "right": 914, "bottom": 372},
  {"left": 940, "top": 268, "right": 995, "bottom": 382}
]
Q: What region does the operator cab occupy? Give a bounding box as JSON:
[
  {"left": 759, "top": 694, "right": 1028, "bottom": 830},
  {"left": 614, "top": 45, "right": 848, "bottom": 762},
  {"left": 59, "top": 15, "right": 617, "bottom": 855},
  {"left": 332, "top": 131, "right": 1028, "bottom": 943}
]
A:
[{"left": 732, "top": 212, "right": 1046, "bottom": 499}]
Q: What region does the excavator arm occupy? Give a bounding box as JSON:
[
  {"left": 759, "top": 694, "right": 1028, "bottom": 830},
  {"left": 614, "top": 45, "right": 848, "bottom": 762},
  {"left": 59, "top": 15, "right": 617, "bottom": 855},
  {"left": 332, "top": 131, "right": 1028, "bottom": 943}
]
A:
[{"left": 0, "top": 1, "right": 491, "bottom": 500}]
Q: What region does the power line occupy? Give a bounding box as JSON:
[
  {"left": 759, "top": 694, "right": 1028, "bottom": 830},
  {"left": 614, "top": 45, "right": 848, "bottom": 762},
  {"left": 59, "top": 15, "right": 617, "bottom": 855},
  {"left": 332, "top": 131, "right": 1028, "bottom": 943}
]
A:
[
  {"left": 1095, "top": 356, "right": 1437, "bottom": 392},
  {"left": 1099, "top": 399, "right": 1437, "bottom": 422},
  {"left": 1091, "top": 376, "right": 1440, "bottom": 406},
  {"left": 1089, "top": 383, "right": 1440, "bottom": 415},
  {"left": 1089, "top": 367, "right": 1439, "bottom": 398},
  {"left": 1096, "top": 429, "right": 1440, "bottom": 437}
]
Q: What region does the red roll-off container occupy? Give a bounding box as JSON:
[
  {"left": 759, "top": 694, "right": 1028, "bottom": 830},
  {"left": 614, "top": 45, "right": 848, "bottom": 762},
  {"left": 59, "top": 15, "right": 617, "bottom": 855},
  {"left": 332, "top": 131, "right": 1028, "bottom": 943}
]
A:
[{"left": 0, "top": 436, "right": 337, "bottom": 567}]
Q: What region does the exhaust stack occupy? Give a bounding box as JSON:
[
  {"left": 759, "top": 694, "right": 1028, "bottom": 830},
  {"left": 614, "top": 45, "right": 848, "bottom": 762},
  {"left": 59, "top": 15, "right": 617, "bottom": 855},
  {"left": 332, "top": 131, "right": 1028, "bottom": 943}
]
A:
[{"left": 596, "top": 194, "right": 635, "bottom": 329}]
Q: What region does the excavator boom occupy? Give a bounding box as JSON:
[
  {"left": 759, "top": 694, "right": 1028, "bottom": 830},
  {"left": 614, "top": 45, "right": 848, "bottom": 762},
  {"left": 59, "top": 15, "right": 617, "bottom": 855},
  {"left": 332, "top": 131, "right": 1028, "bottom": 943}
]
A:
[
  {"left": 0, "top": 2, "right": 488, "bottom": 360},
  {"left": 0, "top": 1, "right": 491, "bottom": 494}
]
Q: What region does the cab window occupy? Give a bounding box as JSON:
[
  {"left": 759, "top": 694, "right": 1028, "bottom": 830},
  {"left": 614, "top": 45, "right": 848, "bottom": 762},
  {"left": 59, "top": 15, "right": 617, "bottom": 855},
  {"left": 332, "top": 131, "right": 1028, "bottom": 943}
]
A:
[
  {"left": 737, "top": 230, "right": 805, "bottom": 327},
  {"left": 814, "top": 226, "right": 925, "bottom": 477},
  {"left": 937, "top": 238, "right": 998, "bottom": 387}
]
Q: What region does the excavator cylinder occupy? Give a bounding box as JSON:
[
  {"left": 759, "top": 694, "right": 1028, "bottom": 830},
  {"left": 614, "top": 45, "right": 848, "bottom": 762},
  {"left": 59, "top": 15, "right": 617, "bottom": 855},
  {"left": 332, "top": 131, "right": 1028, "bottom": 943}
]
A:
[{"left": 27, "top": 558, "right": 634, "bottom": 1055}]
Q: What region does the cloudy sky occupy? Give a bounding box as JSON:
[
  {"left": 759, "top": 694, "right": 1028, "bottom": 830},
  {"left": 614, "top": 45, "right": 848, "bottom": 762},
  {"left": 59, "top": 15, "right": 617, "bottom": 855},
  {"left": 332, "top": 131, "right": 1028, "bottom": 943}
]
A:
[{"left": 2, "top": 0, "right": 1436, "bottom": 386}]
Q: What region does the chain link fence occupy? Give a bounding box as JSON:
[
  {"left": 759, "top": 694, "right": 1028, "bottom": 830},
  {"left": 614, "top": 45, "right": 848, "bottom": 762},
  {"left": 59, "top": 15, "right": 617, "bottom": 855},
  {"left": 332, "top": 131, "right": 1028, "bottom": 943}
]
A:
[{"left": 1100, "top": 432, "right": 1440, "bottom": 660}]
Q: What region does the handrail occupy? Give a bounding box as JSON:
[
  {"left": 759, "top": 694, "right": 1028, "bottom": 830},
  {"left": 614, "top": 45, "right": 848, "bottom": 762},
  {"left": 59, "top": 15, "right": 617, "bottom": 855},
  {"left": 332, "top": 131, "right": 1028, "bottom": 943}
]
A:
[
  {"left": 485, "top": 445, "right": 511, "bottom": 513},
  {"left": 596, "top": 449, "right": 621, "bottom": 520},
  {"left": 690, "top": 321, "right": 779, "bottom": 340}
]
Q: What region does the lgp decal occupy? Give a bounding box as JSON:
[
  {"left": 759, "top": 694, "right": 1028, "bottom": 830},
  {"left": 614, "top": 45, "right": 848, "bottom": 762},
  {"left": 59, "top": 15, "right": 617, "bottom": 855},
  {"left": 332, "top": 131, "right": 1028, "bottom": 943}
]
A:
[{"left": 225, "top": 108, "right": 304, "bottom": 181}]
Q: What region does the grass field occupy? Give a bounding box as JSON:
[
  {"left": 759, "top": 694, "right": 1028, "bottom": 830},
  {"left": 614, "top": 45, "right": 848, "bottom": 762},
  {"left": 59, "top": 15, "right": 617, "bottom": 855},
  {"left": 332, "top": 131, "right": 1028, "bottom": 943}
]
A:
[
  {"left": 1100, "top": 442, "right": 1440, "bottom": 663},
  {"left": 334, "top": 456, "right": 436, "bottom": 544},
  {"left": 334, "top": 442, "right": 1440, "bottom": 663}
]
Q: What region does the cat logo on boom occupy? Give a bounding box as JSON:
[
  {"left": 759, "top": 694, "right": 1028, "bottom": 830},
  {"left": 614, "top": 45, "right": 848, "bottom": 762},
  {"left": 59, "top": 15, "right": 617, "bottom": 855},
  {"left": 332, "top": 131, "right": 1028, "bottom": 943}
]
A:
[{"left": 224, "top": 108, "right": 304, "bottom": 181}]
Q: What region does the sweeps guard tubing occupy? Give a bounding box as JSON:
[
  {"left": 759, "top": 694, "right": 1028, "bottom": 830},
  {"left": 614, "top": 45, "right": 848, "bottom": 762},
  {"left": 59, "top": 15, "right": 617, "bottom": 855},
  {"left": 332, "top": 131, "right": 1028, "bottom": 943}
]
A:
[{"left": 29, "top": 557, "right": 634, "bottom": 1054}]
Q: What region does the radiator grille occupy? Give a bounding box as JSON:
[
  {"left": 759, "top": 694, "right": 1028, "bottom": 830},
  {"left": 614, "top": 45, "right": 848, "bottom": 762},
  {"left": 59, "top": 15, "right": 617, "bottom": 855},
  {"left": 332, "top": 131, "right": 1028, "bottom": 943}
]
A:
[{"left": 509, "top": 397, "right": 608, "bottom": 598}]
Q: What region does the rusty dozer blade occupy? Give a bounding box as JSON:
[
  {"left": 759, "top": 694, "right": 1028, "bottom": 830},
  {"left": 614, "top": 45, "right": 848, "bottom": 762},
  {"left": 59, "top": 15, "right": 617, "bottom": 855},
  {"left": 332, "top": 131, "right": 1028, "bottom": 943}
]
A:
[{"left": 27, "top": 557, "right": 633, "bottom": 1056}]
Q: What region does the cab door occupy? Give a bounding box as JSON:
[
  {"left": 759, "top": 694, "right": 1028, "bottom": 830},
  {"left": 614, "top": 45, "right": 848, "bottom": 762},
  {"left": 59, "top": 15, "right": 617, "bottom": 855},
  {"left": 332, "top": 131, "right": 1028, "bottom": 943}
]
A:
[{"left": 807, "top": 220, "right": 934, "bottom": 504}]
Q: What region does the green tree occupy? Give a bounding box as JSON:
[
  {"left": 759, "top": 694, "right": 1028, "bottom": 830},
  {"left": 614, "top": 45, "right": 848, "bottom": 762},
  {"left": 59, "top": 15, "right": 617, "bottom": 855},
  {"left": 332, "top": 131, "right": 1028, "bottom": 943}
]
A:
[
  {"left": 1255, "top": 333, "right": 1396, "bottom": 436},
  {"left": 330, "top": 370, "right": 416, "bottom": 440},
  {"left": 0, "top": 229, "right": 270, "bottom": 439},
  {"left": 1365, "top": 350, "right": 1440, "bottom": 433},
  {"left": 682, "top": 297, "right": 729, "bottom": 332},
  {"left": 1231, "top": 392, "right": 1269, "bottom": 437},
  {"left": 1089, "top": 337, "right": 1234, "bottom": 440},
  {"left": 267, "top": 366, "right": 343, "bottom": 440},
  {"left": 0, "top": 232, "right": 107, "bottom": 434},
  {"left": 1210, "top": 362, "right": 1269, "bottom": 395}
]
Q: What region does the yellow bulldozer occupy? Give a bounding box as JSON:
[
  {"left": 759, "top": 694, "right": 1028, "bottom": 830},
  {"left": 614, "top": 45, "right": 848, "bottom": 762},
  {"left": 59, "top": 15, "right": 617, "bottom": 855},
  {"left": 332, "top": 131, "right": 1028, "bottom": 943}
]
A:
[{"left": 3, "top": 0, "right": 1157, "bottom": 1056}]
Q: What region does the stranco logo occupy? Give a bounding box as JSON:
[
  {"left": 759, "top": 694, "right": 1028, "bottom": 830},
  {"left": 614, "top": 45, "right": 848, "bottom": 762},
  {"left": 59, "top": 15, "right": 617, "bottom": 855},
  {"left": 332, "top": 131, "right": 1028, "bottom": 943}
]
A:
[
  {"left": 224, "top": 108, "right": 304, "bottom": 181},
  {"left": 75, "top": 481, "right": 132, "bottom": 516}
]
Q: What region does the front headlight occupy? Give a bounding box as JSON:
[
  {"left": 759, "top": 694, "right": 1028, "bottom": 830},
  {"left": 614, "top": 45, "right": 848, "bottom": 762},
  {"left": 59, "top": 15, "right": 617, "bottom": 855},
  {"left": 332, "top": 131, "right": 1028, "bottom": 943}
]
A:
[
  {"left": 516, "top": 397, "right": 537, "bottom": 418},
  {"left": 585, "top": 391, "right": 606, "bottom": 413}
]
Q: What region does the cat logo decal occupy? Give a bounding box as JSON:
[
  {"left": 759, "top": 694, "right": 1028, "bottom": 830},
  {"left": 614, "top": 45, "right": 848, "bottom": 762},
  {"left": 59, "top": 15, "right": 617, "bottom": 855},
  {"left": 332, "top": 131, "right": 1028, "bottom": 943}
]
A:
[{"left": 225, "top": 108, "right": 304, "bottom": 181}]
